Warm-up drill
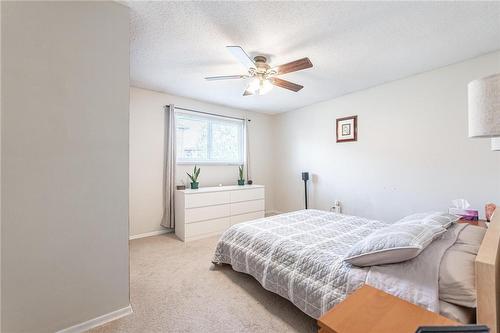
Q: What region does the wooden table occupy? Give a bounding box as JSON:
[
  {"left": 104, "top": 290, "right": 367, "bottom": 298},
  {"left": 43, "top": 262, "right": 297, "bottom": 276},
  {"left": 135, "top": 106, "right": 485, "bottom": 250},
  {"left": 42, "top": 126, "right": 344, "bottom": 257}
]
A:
[{"left": 318, "top": 285, "right": 458, "bottom": 333}]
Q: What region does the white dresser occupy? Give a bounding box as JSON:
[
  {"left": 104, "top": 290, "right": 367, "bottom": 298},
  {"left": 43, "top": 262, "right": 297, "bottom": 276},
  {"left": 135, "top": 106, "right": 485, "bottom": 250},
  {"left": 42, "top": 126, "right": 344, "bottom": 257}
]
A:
[{"left": 174, "top": 185, "right": 265, "bottom": 242}]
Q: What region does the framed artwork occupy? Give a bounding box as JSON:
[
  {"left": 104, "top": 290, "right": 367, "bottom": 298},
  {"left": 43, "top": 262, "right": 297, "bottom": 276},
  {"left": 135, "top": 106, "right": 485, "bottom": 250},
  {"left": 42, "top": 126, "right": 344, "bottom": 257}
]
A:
[{"left": 336, "top": 115, "right": 357, "bottom": 143}]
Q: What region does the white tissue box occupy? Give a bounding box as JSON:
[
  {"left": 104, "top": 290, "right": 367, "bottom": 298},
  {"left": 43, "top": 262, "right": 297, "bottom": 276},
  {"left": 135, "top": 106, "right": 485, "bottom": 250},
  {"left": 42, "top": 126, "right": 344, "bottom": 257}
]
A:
[{"left": 448, "top": 208, "right": 479, "bottom": 220}]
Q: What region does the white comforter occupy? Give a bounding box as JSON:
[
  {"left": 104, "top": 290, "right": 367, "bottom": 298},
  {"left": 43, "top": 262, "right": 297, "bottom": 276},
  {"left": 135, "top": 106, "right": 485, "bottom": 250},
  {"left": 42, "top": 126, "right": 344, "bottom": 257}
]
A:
[{"left": 212, "top": 209, "right": 464, "bottom": 319}]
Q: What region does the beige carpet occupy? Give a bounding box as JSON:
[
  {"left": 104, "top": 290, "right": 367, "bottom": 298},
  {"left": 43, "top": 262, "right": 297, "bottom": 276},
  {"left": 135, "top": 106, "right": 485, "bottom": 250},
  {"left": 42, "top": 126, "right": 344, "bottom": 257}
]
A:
[{"left": 89, "top": 233, "right": 317, "bottom": 333}]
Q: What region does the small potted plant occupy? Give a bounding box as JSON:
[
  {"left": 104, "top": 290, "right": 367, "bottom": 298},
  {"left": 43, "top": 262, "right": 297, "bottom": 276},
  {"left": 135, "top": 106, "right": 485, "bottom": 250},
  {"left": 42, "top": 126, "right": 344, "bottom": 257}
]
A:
[
  {"left": 238, "top": 165, "right": 245, "bottom": 186},
  {"left": 187, "top": 165, "right": 200, "bottom": 189}
]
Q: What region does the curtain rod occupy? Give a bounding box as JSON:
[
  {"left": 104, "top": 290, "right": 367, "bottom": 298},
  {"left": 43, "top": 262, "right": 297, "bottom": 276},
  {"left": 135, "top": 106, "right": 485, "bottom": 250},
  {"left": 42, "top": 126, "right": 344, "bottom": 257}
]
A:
[{"left": 171, "top": 106, "right": 251, "bottom": 122}]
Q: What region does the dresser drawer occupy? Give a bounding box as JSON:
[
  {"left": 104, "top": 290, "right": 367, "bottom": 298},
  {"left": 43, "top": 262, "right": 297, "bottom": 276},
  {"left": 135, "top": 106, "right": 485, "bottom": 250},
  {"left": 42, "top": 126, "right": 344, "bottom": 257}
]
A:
[
  {"left": 230, "top": 199, "right": 265, "bottom": 216},
  {"left": 185, "top": 204, "right": 230, "bottom": 223},
  {"left": 185, "top": 217, "right": 230, "bottom": 239},
  {"left": 230, "top": 188, "right": 264, "bottom": 203},
  {"left": 230, "top": 211, "right": 265, "bottom": 226},
  {"left": 185, "top": 191, "right": 230, "bottom": 208}
]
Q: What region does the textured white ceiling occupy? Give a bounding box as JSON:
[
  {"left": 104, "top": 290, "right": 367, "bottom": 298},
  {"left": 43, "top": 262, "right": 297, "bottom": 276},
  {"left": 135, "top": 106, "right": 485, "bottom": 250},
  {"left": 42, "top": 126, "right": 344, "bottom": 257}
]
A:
[{"left": 129, "top": 1, "right": 500, "bottom": 114}]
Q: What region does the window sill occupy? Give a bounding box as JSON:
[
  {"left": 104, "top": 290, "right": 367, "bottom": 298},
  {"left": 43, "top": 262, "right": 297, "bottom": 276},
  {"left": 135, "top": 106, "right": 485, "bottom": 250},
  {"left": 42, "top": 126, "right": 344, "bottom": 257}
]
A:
[{"left": 176, "top": 162, "right": 243, "bottom": 166}]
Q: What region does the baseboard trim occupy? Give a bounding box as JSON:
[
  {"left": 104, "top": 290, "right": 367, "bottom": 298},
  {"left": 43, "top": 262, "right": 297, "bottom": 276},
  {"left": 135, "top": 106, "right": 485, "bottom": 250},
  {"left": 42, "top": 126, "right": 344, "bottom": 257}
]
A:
[
  {"left": 129, "top": 229, "right": 172, "bottom": 240},
  {"left": 56, "top": 304, "right": 133, "bottom": 333},
  {"left": 266, "top": 210, "right": 283, "bottom": 216}
]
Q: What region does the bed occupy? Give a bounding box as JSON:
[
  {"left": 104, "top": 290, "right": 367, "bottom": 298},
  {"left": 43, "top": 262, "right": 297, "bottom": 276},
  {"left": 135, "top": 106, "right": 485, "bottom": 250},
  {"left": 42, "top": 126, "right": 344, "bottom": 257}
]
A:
[{"left": 212, "top": 209, "right": 500, "bottom": 332}]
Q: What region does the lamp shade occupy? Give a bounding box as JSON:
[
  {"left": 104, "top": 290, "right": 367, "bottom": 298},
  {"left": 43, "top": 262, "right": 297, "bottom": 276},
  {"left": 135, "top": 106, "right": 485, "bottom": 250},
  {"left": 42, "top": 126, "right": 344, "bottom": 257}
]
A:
[
  {"left": 492, "top": 137, "right": 500, "bottom": 151},
  {"left": 468, "top": 73, "right": 500, "bottom": 138}
]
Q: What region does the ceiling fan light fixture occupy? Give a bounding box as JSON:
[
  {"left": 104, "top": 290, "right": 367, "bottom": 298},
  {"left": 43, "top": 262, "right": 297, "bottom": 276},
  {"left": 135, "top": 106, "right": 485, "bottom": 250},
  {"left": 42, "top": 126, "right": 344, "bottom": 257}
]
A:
[
  {"left": 259, "top": 79, "right": 273, "bottom": 95},
  {"left": 248, "top": 77, "right": 273, "bottom": 95}
]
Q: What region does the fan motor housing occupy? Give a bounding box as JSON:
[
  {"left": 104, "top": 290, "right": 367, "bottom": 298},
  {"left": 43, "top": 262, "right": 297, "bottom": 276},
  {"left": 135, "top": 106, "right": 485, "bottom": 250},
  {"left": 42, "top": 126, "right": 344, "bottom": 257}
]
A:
[{"left": 254, "top": 55, "right": 270, "bottom": 73}]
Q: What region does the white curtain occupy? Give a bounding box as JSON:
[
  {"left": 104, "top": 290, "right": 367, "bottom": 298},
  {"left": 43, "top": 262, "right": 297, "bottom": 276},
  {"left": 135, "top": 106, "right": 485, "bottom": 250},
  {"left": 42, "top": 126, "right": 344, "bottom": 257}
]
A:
[{"left": 161, "top": 104, "right": 176, "bottom": 229}]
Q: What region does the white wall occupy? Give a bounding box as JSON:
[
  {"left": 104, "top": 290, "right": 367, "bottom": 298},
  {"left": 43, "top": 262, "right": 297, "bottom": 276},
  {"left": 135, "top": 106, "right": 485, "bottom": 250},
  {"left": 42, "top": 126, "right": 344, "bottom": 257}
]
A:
[
  {"left": 130, "top": 87, "right": 275, "bottom": 237},
  {"left": 273, "top": 51, "right": 500, "bottom": 221},
  {"left": 1, "top": 2, "right": 130, "bottom": 332}
]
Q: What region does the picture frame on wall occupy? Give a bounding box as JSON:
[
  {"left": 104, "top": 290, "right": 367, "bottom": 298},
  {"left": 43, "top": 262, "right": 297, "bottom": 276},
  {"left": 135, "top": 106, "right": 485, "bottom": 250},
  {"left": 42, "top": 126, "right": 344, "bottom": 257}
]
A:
[{"left": 336, "top": 115, "right": 358, "bottom": 143}]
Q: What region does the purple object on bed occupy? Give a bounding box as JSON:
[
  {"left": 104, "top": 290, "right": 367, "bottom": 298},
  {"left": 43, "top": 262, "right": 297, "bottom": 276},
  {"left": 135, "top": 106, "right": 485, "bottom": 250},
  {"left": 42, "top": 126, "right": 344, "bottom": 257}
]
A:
[{"left": 449, "top": 208, "right": 479, "bottom": 221}]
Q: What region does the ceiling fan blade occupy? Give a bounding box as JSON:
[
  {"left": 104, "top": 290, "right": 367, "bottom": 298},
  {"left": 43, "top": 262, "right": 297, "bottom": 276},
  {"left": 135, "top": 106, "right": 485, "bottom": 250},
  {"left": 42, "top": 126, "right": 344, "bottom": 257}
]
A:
[
  {"left": 226, "top": 46, "right": 256, "bottom": 69},
  {"left": 205, "top": 75, "right": 248, "bottom": 81},
  {"left": 274, "top": 57, "right": 313, "bottom": 75},
  {"left": 270, "top": 77, "right": 303, "bottom": 92}
]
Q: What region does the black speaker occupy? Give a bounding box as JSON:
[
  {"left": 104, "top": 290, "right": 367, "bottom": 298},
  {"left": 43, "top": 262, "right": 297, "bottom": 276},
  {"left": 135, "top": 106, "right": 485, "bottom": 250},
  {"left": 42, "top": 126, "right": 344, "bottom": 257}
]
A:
[{"left": 302, "top": 172, "right": 309, "bottom": 209}]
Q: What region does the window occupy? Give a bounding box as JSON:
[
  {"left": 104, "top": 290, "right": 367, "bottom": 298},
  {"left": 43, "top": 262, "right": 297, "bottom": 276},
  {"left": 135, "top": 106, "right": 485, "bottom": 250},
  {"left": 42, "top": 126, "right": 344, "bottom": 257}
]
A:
[{"left": 175, "top": 111, "right": 245, "bottom": 165}]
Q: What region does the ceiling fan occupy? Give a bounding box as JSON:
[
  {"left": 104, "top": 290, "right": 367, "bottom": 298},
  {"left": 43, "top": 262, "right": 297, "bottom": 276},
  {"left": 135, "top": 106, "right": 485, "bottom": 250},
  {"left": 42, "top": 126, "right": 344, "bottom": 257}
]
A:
[{"left": 205, "top": 46, "right": 313, "bottom": 96}]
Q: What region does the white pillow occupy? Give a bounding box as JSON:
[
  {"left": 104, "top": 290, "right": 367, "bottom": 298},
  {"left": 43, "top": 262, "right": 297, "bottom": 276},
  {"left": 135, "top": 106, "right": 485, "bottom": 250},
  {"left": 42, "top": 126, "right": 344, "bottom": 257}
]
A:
[
  {"left": 344, "top": 223, "right": 446, "bottom": 266},
  {"left": 396, "top": 212, "right": 460, "bottom": 229}
]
